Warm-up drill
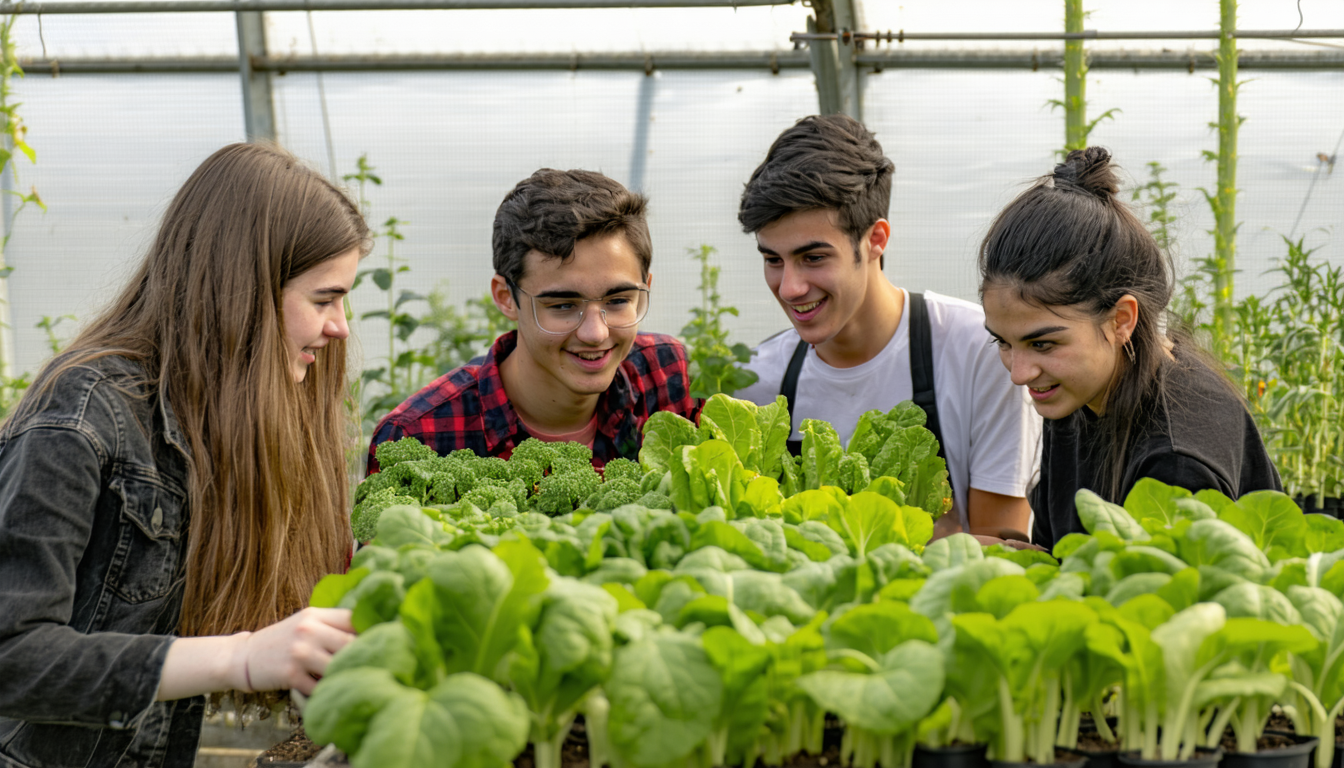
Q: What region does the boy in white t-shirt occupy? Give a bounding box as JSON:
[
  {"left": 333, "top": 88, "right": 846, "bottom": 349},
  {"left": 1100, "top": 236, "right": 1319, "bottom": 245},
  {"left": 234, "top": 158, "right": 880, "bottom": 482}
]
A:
[{"left": 733, "top": 115, "right": 1041, "bottom": 539}]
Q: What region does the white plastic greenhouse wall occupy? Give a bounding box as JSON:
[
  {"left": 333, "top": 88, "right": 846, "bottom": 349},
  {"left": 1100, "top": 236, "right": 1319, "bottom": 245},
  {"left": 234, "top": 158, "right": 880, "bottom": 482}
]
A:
[{"left": 2, "top": 0, "right": 1342, "bottom": 378}]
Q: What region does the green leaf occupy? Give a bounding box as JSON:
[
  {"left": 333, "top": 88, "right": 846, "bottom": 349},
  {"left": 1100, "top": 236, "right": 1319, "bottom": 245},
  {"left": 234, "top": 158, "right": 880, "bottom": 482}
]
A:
[
  {"left": 372, "top": 268, "right": 393, "bottom": 291},
  {"left": 1106, "top": 573, "right": 1172, "bottom": 606},
  {"left": 311, "top": 567, "right": 370, "bottom": 608},
  {"left": 700, "top": 394, "right": 763, "bottom": 473},
  {"left": 326, "top": 621, "right": 420, "bottom": 686},
  {"left": 582, "top": 557, "right": 649, "bottom": 587},
  {"left": 1123, "top": 479, "right": 1194, "bottom": 529},
  {"left": 903, "top": 455, "right": 953, "bottom": 519},
  {"left": 1219, "top": 491, "right": 1308, "bottom": 557},
  {"left": 785, "top": 521, "right": 847, "bottom": 562},
  {"left": 690, "top": 521, "right": 772, "bottom": 571},
  {"left": 736, "top": 475, "right": 784, "bottom": 519},
  {"left": 755, "top": 396, "right": 793, "bottom": 480},
  {"left": 800, "top": 419, "right": 844, "bottom": 491},
  {"left": 670, "top": 440, "right": 746, "bottom": 515},
  {"left": 353, "top": 673, "right": 530, "bottom": 768},
  {"left": 702, "top": 627, "right": 773, "bottom": 763},
  {"left": 304, "top": 667, "right": 409, "bottom": 756},
  {"left": 825, "top": 491, "right": 901, "bottom": 558},
  {"left": 973, "top": 575, "right": 1040, "bottom": 619},
  {"left": 608, "top": 633, "right": 723, "bottom": 767},
  {"left": 781, "top": 487, "right": 847, "bottom": 525},
  {"left": 374, "top": 505, "right": 442, "bottom": 549},
  {"left": 342, "top": 571, "right": 407, "bottom": 633},
  {"left": 1177, "top": 519, "right": 1271, "bottom": 582},
  {"left": 1154, "top": 568, "right": 1201, "bottom": 612},
  {"left": 797, "top": 640, "right": 945, "bottom": 735},
  {"left": 1212, "top": 583, "right": 1303, "bottom": 625},
  {"left": 639, "top": 412, "right": 701, "bottom": 474},
  {"left": 730, "top": 570, "right": 817, "bottom": 624},
  {"left": 422, "top": 542, "right": 549, "bottom": 679},
  {"left": 827, "top": 601, "right": 938, "bottom": 657},
  {"left": 1304, "top": 515, "right": 1344, "bottom": 554},
  {"left": 1075, "top": 489, "right": 1148, "bottom": 541},
  {"left": 921, "top": 534, "right": 984, "bottom": 571}
]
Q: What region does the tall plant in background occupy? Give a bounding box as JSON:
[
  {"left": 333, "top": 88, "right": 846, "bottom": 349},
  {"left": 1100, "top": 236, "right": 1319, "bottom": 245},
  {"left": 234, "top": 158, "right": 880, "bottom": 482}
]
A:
[
  {"left": 342, "top": 155, "right": 513, "bottom": 442},
  {"left": 681, "top": 244, "right": 757, "bottom": 399},
  {"left": 1051, "top": 0, "right": 1117, "bottom": 155},
  {"left": 0, "top": 13, "right": 44, "bottom": 421},
  {"left": 1236, "top": 239, "right": 1344, "bottom": 505},
  {"left": 1201, "top": 0, "right": 1242, "bottom": 358}
]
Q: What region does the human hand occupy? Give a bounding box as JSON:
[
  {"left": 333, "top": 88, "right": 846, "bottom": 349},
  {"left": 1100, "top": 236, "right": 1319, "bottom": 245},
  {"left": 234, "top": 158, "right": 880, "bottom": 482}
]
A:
[
  {"left": 969, "top": 532, "right": 1049, "bottom": 552},
  {"left": 233, "top": 607, "right": 355, "bottom": 696}
]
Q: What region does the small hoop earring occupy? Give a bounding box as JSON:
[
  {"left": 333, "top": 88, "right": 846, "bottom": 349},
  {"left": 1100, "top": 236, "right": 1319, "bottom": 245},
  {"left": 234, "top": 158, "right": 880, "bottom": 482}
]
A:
[{"left": 1123, "top": 339, "right": 1136, "bottom": 363}]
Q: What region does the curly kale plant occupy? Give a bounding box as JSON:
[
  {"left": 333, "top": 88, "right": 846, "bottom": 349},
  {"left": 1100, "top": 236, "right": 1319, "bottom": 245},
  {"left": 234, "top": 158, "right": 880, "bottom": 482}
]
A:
[{"left": 352, "top": 485, "right": 419, "bottom": 543}]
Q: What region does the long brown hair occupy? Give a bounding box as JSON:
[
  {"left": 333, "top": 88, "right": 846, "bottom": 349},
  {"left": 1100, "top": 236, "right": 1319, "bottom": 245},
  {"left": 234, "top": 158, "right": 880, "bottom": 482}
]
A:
[{"left": 25, "top": 142, "right": 368, "bottom": 637}]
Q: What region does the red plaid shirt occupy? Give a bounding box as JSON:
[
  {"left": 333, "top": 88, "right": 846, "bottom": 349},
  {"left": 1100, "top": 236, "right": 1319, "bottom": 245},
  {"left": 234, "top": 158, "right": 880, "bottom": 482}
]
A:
[{"left": 367, "top": 331, "right": 699, "bottom": 473}]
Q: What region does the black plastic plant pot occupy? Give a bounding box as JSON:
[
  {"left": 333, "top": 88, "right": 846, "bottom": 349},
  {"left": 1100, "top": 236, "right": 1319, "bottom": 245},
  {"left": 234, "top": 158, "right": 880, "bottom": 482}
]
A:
[
  {"left": 989, "top": 749, "right": 1088, "bottom": 768},
  {"left": 914, "top": 743, "right": 991, "bottom": 768},
  {"left": 1070, "top": 746, "right": 1119, "bottom": 768},
  {"left": 1221, "top": 734, "right": 1319, "bottom": 768},
  {"left": 1294, "top": 495, "right": 1343, "bottom": 520},
  {"left": 1075, "top": 716, "right": 1121, "bottom": 768},
  {"left": 1115, "top": 747, "right": 1222, "bottom": 768}
]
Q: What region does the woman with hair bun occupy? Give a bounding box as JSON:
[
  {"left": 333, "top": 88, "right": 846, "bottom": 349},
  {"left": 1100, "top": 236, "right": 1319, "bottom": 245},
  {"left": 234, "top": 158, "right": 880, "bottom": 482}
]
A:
[
  {"left": 979, "top": 147, "right": 1281, "bottom": 552},
  {"left": 0, "top": 143, "right": 369, "bottom": 768}
]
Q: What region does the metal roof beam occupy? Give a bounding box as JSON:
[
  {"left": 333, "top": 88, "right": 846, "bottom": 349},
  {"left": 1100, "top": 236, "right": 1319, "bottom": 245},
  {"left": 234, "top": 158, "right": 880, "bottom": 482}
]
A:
[
  {"left": 19, "top": 49, "right": 1344, "bottom": 75},
  {"left": 1, "top": 0, "right": 796, "bottom": 12}
]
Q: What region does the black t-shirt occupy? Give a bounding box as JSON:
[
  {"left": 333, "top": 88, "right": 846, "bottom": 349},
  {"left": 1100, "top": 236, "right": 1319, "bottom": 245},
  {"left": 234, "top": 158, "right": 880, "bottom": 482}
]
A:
[{"left": 1029, "top": 353, "right": 1282, "bottom": 551}]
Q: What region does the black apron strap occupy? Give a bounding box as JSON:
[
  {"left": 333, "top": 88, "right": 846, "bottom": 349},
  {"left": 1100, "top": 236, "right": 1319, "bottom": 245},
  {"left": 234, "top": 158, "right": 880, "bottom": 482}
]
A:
[
  {"left": 907, "top": 292, "right": 947, "bottom": 465},
  {"left": 774, "top": 293, "right": 950, "bottom": 491},
  {"left": 781, "top": 338, "right": 809, "bottom": 457}
]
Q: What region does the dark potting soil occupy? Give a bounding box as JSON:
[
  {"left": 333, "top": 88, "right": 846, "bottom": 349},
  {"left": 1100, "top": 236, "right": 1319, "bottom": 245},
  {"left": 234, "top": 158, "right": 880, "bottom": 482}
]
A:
[
  {"left": 1266, "top": 713, "right": 1296, "bottom": 734},
  {"left": 1216, "top": 730, "right": 1296, "bottom": 754},
  {"left": 516, "top": 717, "right": 849, "bottom": 768},
  {"left": 256, "top": 727, "right": 322, "bottom": 764},
  {"left": 513, "top": 720, "right": 594, "bottom": 768},
  {"left": 991, "top": 747, "right": 1088, "bottom": 765},
  {"left": 1075, "top": 731, "right": 1119, "bottom": 753},
  {"left": 258, "top": 717, "right": 848, "bottom": 767}
]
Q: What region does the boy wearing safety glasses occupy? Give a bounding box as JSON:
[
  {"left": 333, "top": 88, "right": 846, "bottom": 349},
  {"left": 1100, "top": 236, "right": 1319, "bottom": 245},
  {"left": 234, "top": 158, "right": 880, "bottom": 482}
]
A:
[{"left": 367, "top": 168, "right": 697, "bottom": 471}]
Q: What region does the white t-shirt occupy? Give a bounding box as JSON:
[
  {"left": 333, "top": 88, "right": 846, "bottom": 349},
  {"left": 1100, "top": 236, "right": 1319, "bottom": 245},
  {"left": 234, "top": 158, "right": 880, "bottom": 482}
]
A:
[{"left": 734, "top": 289, "right": 1041, "bottom": 529}]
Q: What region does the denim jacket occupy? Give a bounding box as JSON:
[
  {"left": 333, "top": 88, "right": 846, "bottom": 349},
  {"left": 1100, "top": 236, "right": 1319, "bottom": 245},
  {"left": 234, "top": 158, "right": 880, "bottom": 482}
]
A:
[{"left": 0, "top": 356, "right": 204, "bottom": 768}]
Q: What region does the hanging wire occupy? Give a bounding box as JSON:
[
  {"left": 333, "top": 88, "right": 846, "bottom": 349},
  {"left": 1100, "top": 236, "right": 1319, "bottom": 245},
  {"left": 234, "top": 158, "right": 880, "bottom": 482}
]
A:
[
  {"left": 307, "top": 10, "right": 339, "bottom": 182},
  {"left": 1288, "top": 124, "right": 1344, "bottom": 240}
]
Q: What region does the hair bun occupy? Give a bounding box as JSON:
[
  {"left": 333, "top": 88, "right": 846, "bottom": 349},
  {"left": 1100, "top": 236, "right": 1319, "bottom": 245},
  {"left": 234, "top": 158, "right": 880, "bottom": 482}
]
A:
[{"left": 1051, "top": 147, "right": 1117, "bottom": 199}]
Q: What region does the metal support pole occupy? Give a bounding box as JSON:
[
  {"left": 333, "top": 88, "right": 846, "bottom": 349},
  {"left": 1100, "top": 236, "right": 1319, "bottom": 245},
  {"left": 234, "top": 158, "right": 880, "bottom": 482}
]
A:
[
  {"left": 627, "top": 72, "right": 656, "bottom": 193},
  {"left": 0, "top": 145, "right": 11, "bottom": 385},
  {"left": 807, "top": 0, "right": 861, "bottom": 120},
  {"left": 236, "top": 11, "right": 276, "bottom": 142}
]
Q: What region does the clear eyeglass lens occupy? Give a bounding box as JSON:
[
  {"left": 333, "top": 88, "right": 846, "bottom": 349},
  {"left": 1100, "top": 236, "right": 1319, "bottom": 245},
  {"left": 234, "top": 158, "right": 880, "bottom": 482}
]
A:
[{"left": 533, "top": 290, "right": 648, "bottom": 334}]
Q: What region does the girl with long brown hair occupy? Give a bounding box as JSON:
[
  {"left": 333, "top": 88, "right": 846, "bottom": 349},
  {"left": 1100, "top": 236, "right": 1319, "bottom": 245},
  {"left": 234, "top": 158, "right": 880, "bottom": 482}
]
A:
[
  {"left": 979, "top": 147, "right": 1281, "bottom": 552},
  {"left": 0, "top": 142, "right": 369, "bottom": 768}
]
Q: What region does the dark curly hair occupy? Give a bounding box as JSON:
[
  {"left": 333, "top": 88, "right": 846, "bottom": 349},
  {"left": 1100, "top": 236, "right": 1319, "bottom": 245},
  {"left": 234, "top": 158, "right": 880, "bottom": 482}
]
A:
[
  {"left": 492, "top": 168, "right": 651, "bottom": 288},
  {"left": 738, "top": 114, "right": 894, "bottom": 264}
]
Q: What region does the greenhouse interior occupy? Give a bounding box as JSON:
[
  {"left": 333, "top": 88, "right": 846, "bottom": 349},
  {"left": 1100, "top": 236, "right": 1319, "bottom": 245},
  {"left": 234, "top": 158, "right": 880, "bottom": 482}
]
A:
[{"left": 0, "top": 1, "right": 1343, "bottom": 767}]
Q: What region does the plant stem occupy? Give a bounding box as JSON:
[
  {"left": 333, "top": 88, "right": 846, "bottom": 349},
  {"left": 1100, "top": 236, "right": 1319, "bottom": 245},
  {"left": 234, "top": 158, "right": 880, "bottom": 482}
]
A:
[
  {"left": 583, "top": 692, "right": 612, "bottom": 768},
  {"left": 998, "top": 675, "right": 1024, "bottom": 763},
  {"left": 1063, "top": 0, "right": 1087, "bottom": 152},
  {"left": 1207, "top": 700, "right": 1239, "bottom": 749},
  {"left": 1211, "top": 0, "right": 1240, "bottom": 357},
  {"left": 1093, "top": 693, "right": 1116, "bottom": 744}
]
